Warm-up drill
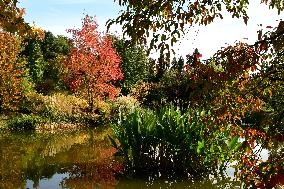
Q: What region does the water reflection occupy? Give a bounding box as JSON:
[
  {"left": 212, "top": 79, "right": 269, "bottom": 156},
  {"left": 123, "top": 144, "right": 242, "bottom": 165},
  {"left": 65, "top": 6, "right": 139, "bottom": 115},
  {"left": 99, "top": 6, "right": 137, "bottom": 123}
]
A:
[
  {"left": 2, "top": 127, "right": 280, "bottom": 188},
  {"left": 0, "top": 128, "right": 120, "bottom": 189},
  {"left": 0, "top": 127, "right": 236, "bottom": 189}
]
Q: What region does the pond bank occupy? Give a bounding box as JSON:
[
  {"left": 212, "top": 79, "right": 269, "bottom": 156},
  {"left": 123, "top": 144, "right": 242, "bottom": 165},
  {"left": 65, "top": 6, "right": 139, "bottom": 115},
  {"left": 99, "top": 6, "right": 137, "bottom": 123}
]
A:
[{"left": 0, "top": 112, "right": 101, "bottom": 133}]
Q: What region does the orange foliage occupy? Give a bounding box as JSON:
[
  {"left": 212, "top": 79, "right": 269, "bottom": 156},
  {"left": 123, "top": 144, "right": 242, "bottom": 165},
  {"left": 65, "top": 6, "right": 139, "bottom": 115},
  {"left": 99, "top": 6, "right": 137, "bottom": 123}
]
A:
[
  {"left": 0, "top": 31, "right": 25, "bottom": 111},
  {"left": 64, "top": 15, "right": 123, "bottom": 109}
]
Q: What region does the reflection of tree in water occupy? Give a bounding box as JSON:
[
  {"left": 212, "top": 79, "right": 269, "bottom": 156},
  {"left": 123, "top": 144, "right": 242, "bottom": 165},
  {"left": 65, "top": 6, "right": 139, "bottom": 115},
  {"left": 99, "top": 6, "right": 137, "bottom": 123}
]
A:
[
  {"left": 60, "top": 161, "right": 123, "bottom": 189},
  {"left": 0, "top": 128, "right": 120, "bottom": 189},
  {"left": 43, "top": 133, "right": 89, "bottom": 156},
  {"left": 0, "top": 136, "right": 27, "bottom": 189},
  {"left": 59, "top": 133, "right": 123, "bottom": 189}
]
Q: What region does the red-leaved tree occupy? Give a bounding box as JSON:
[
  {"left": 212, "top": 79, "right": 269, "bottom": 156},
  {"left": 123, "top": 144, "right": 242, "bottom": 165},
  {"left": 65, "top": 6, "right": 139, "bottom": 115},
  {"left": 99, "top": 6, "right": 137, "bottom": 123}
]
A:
[{"left": 65, "top": 15, "right": 123, "bottom": 110}]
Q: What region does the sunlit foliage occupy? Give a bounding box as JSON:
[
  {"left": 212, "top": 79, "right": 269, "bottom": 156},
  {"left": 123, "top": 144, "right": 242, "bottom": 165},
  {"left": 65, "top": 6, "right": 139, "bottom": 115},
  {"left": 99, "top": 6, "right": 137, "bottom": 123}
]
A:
[{"left": 0, "top": 0, "right": 30, "bottom": 35}]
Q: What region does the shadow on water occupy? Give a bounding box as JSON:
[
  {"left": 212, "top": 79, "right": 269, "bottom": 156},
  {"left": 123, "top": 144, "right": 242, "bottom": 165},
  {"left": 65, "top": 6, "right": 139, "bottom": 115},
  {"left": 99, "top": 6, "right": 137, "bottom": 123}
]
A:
[{"left": 0, "top": 127, "right": 244, "bottom": 189}]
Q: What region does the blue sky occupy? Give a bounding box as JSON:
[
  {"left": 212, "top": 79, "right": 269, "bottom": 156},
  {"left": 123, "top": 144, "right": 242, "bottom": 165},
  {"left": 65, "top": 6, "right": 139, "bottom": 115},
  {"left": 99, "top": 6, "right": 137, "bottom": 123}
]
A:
[
  {"left": 18, "top": 0, "right": 283, "bottom": 58},
  {"left": 19, "top": 0, "right": 121, "bottom": 35}
]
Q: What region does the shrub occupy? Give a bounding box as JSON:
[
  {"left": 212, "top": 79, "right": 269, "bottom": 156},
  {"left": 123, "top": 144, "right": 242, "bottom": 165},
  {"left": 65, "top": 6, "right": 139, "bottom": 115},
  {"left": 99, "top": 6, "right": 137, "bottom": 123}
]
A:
[
  {"left": 130, "top": 69, "right": 194, "bottom": 111},
  {"left": 6, "top": 114, "right": 45, "bottom": 131},
  {"left": 110, "top": 105, "right": 238, "bottom": 179},
  {"left": 42, "top": 93, "right": 88, "bottom": 121},
  {"left": 93, "top": 95, "right": 140, "bottom": 124},
  {"left": 131, "top": 81, "right": 164, "bottom": 108},
  {"left": 110, "top": 95, "right": 140, "bottom": 121},
  {"left": 21, "top": 92, "right": 46, "bottom": 114},
  {"left": 21, "top": 92, "right": 93, "bottom": 124}
]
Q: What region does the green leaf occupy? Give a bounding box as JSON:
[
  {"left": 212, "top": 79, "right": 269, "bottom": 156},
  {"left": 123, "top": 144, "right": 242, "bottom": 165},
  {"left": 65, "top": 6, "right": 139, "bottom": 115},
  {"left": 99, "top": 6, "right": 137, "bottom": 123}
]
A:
[
  {"left": 229, "top": 135, "right": 239, "bottom": 150},
  {"left": 210, "top": 144, "right": 214, "bottom": 153},
  {"left": 197, "top": 140, "right": 204, "bottom": 154}
]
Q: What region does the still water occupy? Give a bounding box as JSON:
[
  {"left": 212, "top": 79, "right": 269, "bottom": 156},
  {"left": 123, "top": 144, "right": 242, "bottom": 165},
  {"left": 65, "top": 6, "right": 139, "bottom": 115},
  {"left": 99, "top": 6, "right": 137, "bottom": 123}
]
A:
[{"left": 0, "top": 127, "right": 240, "bottom": 189}]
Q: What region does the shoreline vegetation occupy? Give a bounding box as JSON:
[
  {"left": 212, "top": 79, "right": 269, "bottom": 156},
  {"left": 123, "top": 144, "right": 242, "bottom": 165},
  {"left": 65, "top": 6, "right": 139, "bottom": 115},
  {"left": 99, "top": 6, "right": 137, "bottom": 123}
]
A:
[{"left": 0, "top": 92, "right": 140, "bottom": 133}]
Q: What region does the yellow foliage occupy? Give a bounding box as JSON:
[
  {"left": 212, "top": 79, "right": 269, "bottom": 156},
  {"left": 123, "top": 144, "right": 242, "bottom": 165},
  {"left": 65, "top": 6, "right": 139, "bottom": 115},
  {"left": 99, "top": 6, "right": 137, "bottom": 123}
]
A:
[
  {"left": 30, "top": 25, "right": 45, "bottom": 40},
  {"left": 24, "top": 92, "right": 88, "bottom": 117}
]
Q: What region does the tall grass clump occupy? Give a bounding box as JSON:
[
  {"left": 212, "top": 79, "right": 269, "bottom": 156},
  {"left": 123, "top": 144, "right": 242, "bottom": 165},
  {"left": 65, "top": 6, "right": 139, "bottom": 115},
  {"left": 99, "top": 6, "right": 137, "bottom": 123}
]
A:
[{"left": 110, "top": 105, "right": 238, "bottom": 179}]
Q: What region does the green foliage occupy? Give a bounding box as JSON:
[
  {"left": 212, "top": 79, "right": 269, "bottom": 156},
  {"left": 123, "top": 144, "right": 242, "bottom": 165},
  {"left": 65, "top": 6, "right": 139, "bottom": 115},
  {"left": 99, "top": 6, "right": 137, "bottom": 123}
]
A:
[
  {"left": 110, "top": 105, "right": 237, "bottom": 178},
  {"left": 130, "top": 54, "right": 197, "bottom": 111},
  {"left": 171, "top": 56, "right": 184, "bottom": 73},
  {"left": 25, "top": 40, "right": 46, "bottom": 86},
  {"left": 21, "top": 31, "right": 70, "bottom": 93},
  {"left": 40, "top": 31, "right": 70, "bottom": 93},
  {"left": 112, "top": 36, "right": 152, "bottom": 95},
  {"left": 6, "top": 114, "right": 45, "bottom": 131}
]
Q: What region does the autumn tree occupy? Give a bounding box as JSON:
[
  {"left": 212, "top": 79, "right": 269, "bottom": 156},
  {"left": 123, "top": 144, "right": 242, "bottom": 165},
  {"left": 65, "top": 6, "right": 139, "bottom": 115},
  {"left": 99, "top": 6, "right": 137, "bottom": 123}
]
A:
[
  {"left": 0, "top": 0, "right": 46, "bottom": 113},
  {"left": 109, "top": 0, "right": 284, "bottom": 187},
  {"left": 64, "top": 15, "right": 123, "bottom": 110},
  {"left": 0, "top": 31, "right": 26, "bottom": 112},
  {"left": 230, "top": 22, "right": 284, "bottom": 188},
  {"left": 108, "top": 0, "right": 284, "bottom": 60}
]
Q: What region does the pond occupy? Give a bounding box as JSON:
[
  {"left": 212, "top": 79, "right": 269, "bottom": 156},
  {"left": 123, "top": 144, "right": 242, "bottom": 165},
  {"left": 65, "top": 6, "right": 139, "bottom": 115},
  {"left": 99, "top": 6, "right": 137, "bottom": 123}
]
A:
[{"left": 0, "top": 127, "right": 269, "bottom": 189}]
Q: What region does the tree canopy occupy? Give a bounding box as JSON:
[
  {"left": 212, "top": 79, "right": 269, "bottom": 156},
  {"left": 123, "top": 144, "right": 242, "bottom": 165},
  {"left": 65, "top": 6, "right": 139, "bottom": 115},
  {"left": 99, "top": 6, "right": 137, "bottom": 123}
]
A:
[
  {"left": 0, "top": 0, "right": 30, "bottom": 35},
  {"left": 108, "top": 0, "right": 284, "bottom": 59}
]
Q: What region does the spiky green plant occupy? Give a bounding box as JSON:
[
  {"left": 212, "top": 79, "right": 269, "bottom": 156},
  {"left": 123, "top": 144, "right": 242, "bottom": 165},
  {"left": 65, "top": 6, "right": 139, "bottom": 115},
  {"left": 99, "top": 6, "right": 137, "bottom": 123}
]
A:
[{"left": 110, "top": 104, "right": 239, "bottom": 178}]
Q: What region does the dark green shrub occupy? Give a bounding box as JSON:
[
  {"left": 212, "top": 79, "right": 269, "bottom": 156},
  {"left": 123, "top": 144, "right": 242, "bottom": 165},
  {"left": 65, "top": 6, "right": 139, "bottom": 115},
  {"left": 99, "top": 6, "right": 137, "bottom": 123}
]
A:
[
  {"left": 6, "top": 114, "right": 46, "bottom": 131},
  {"left": 131, "top": 68, "right": 194, "bottom": 112}
]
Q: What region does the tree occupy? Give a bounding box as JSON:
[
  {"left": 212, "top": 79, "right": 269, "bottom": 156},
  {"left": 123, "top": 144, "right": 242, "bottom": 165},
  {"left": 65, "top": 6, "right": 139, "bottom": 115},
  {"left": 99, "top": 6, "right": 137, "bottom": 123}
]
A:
[
  {"left": 64, "top": 15, "right": 123, "bottom": 110},
  {"left": 21, "top": 31, "right": 71, "bottom": 93},
  {"left": 112, "top": 36, "right": 152, "bottom": 95},
  {"left": 0, "top": 31, "right": 26, "bottom": 112},
  {"left": 108, "top": 0, "right": 284, "bottom": 60},
  {"left": 23, "top": 38, "right": 46, "bottom": 88},
  {"left": 109, "top": 0, "right": 284, "bottom": 186},
  {"left": 231, "top": 22, "right": 284, "bottom": 188},
  {"left": 40, "top": 31, "right": 71, "bottom": 92},
  {"left": 172, "top": 56, "right": 184, "bottom": 74}
]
